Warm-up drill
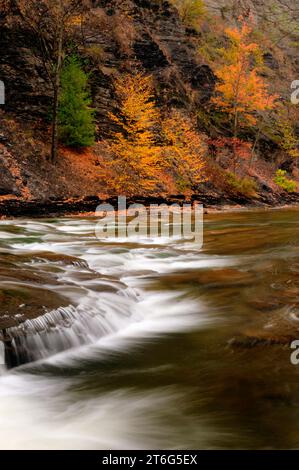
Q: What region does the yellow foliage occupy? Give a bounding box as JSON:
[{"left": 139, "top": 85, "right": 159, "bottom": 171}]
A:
[
  {"left": 277, "top": 111, "right": 299, "bottom": 159},
  {"left": 108, "top": 75, "right": 207, "bottom": 195},
  {"left": 162, "top": 110, "right": 206, "bottom": 191},
  {"left": 170, "top": 0, "right": 206, "bottom": 30},
  {"left": 66, "top": 14, "right": 82, "bottom": 27},
  {"left": 108, "top": 73, "right": 161, "bottom": 195}
]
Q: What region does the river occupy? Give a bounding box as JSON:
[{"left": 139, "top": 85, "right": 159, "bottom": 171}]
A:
[{"left": 0, "top": 209, "right": 299, "bottom": 449}]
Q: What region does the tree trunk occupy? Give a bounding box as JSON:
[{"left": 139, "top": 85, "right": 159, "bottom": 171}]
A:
[
  {"left": 233, "top": 109, "right": 238, "bottom": 174},
  {"left": 51, "top": 26, "right": 63, "bottom": 163}
]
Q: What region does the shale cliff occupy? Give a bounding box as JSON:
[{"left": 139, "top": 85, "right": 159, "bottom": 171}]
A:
[{"left": 0, "top": 0, "right": 298, "bottom": 211}]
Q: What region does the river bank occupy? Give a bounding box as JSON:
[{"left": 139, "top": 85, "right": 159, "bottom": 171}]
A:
[{"left": 1, "top": 190, "right": 299, "bottom": 218}]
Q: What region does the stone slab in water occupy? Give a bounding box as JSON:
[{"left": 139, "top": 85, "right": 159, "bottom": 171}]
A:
[{"left": 0, "top": 285, "right": 70, "bottom": 330}]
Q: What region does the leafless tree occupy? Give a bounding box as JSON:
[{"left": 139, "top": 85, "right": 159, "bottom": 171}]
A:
[{"left": 11, "top": 0, "right": 90, "bottom": 162}]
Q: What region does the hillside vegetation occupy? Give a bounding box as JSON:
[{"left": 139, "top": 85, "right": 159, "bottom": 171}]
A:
[{"left": 0, "top": 0, "right": 298, "bottom": 207}]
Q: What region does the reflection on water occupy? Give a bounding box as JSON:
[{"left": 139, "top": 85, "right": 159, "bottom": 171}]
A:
[{"left": 1, "top": 209, "right": 299, "bottom": 448}]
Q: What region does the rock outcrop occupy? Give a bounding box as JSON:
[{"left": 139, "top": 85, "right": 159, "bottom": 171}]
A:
[
  {"left": 0, "top": 0, "right": 298, "bottom": 205},
  {"left": 0, "top": 0, "right": 216, "bottom": 136}
]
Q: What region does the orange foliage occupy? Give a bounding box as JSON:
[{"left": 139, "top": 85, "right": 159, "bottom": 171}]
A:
[
  {"left": 0, "top": 146, "right": 32, "bottom": 200},
  {"left": 108, "top": 73, "right": 161, "bottom": 195},
  {"left": 212, "top": 19, "right": 278, "bottom": 128},
  {"left": 209, "top": 137, "right": 252, "bottom": 174},
  {"left": 210, "top": 137, "right": 252, "bottom": 158},
  {"left": 107, "top": 75, "right": 207, "bottom": 195},
  {"left": 66, "top": 14, "right": 82, "bottom": 26}
]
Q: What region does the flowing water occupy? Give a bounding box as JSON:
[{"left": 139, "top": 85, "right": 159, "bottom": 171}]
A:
[{"left": 1, "top": 209, "right": 299, "bottom": 449}]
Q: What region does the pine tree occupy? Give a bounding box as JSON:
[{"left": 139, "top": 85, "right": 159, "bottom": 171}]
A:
[{"left": 58, "top": 57, "right": 95, "bottom": 148}]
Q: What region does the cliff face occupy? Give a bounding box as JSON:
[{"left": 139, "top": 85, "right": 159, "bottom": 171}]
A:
[
  {"left": 90, "top": 0, "right": 217, "bottom": 135},
  {"left": 2, "top": 0, "right": 297, "bottom": 123},
  {"left": 0, "top": 0, "right": 298, "bottom": 204},
  {"left": 0, "top": 0, "right": 218, "bottom": 200},
  {"left": 1, "top": 1, "right": 216, "bottom": 131}
]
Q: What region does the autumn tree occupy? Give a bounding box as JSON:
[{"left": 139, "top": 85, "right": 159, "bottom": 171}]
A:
[
  {"left": 276, "top": 108, "right": 299, "bottom": 163},
  {"left": 108, "top": 73, "right": 161, "bottom": 195},
  {"left": 13, "top": 0, "right": 90, "bottom": 162},
  {"left": 162, "top": 110, "right": 206, "bottom": 193},
  {"left": 170, "top": 0, "right": 206, "bottom": 30},
  {"left": 212, "top": 19, "right": 277, "bottom": 173}
]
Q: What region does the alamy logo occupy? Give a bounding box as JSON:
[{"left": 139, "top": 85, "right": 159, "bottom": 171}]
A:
[
  {"left": 95, "top": 197, "right": 204, "bottom": 246},
  {"left": 0, "top": 81, "right": 5, "bottom": 105},
  {"left": 291, "top": 80, "right": 299, "bottom": 105},
  {"left": 290, "top": 340, "right": 299, "bottom": 365}
]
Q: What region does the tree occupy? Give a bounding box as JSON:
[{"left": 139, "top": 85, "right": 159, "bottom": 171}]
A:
[
  {"left": 162, "top": 110, "right": 206, "bottom": 192},
  {"left": 170, "top": 0, "right": 206, "bottom": 29},
  {"left": 212, "top": 19, "right": 277, "bottom": 173},
  {"left": 58, "top": 57, "right": 95, "bottom": 147},
  {"left": 108, "top": 73, "right": 161, "bottom": 195},
  {"left": 13, "top": 0, "right": 89, "bottom": 162},
  {"left": 276, "top": 108, "right": 299, "bottom": 163}
]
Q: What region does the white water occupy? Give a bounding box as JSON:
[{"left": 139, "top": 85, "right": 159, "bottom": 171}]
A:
[
  {"left": 0, "top": 374, "right": 220, "bottom": 450},
  {"left": 0, "top": 217, "right": 225, "bottom": 449}
]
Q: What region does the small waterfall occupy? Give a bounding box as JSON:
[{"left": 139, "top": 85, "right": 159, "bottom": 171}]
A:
[
  {"left": 0, "top": 289, "right": 140, "bottom": 368},
  {"left": 0, "top": 340, "right": 5, "bottom": 374},
  {"left": 0, "top": 217, "right": 219, "bottom": 449}
]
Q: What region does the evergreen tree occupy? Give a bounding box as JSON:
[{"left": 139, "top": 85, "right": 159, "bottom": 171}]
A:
[{"left": 58, "top": 57, "right": 95, "bottom": 148}]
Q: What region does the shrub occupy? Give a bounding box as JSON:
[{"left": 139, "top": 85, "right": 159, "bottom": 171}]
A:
[
  {"left": 84, "top": 45, "right": 105, "bottom": 65},
  {"left": 170, "top": 0, "right": 206, "bottom": 30},
  {"left": 274, "top": 170, "right": 297, "bottom": 193},
  {"left": 58, "top": 56, "right": 95, "bottom": 148},
  {"left": 225, "top": 172, "right": 258, "bottom": 197}
]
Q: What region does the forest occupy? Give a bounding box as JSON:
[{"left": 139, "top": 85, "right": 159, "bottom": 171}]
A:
[{"left": 0, "top": 0, "right": 298, "bottom": 214}]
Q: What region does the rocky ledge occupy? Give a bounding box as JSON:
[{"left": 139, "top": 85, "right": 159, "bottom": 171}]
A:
[{"left": 1, "top": 190, "right": 299, "bottom": 218}]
